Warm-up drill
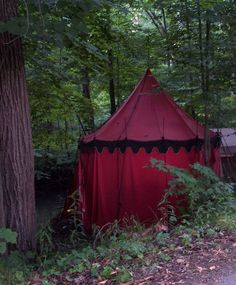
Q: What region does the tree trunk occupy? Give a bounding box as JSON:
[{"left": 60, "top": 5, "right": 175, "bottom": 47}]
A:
[
  {"left": 81, "top": 67, "right": 94, "bottom": 131},
  {"left": 146, "top": 8, "right": 171, "bottom": 68},
  {"left": 108, "top": 49, "right": 116, "bottom": 115},
  {"left": 161, "top": 8, "right": 171, "bottom": 69},
  {"left": 184, "top": 0, "right": 195, "bottom": 118},
  {"left": 196, "top": 0, "right": 210, "bottom": 166},
  {"left": 64, "top": 119, "right": 70, "bottom": 158},
  {"left": 204, "top": 12, "right": 211, "bottom": 165},
  {"left": 0, "top": 0, "right": 36, "bottom": 252},
  {"left": 116, "top": 56, "right": 121, "bottom": 107}
]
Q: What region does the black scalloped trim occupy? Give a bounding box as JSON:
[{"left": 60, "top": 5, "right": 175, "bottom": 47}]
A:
[{"left": 80, "top": 136, "right": 220, "bottom": 154}]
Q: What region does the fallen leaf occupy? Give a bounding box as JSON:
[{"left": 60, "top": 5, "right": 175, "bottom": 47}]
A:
[
  {"left": 197, "top": 266, "right": 207, "bottom": 272},
  {"left": 98, "top": 281, "right": 108, "bottom": 285},
  {"left": 155, "top": 223, "right": 168, "bottom": 232},
  {"left": 110, "top": 271, "right": 117, "bottom": 277},
  {"left": 137, "top": 276, "right": 155, "bottom": 285},
  {"left": 74, "top": 276, "right": 86, "bottom": 285},
  {"left": 176, "top": 258, "right": 185, "bottom": 264},
  {"left": 210, "top": 265, "right": 216, "bottom": 270}
]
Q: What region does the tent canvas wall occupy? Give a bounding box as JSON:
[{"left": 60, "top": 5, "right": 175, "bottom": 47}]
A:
[{"left": 72, "top": 70, "right": 220, "bottom": 232}]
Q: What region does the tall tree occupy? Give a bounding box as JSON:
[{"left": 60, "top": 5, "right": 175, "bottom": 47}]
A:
[
  {"left": 81, "top": 66, "right": 95, "bottom": 130},
  {"left": 0, "top": 0, "right": 36, "bottom": 251},
  {"left": 108, "top": 48, "right": 116, "bottom": 114}
]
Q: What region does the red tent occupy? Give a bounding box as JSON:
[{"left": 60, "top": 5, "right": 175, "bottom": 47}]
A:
[{"left": 76, "top": 69, "right": 220, "bottom": 232}]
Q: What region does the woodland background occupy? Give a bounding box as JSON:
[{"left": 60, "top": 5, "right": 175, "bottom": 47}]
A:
[{"left": 12, "top": 0, "right": 235, "bottom": 183}]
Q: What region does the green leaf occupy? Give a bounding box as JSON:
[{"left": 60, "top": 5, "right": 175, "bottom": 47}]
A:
[
  {"left": 0, "top": 21, "right": 8, "bottom": 33},
  {"left": 0, "top": 242, "right": 7, "bottom": 254},
  {"left": 123, "top": 254, "right": 132, "bottom": 260},
  {"left": 100, "top": 265, "right": 113, "bottom": 278},
  {"left": 0, "top": 228, "right": 17, "bottom": 244},
  {"left": 0, "top": 17, "right": 27, "bottom": 35},
  {"left": 115, "top": 271, "right": 132, "bottom": 283}
]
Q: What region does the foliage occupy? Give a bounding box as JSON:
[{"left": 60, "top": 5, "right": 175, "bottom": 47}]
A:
[
  {"left": 34, "top": 222, "right": 153, "bottom": 283},
  {"left": 0, "top": 228, "right": 17, "bottom": 254},
  {"left": 23, "top": 0, "right": 236, "bottom": 179},
  {"left": 0, "top": 212, "right": 236, "bottom": 284},
  {"left": 150, "top": 159, "right": 236, "bottom": 227},
  {"left": 0, "top": 250, "right": 34, "bottom": 285},
  {"left": 37, "top": 223, "right": 55, "bottom": 259}
]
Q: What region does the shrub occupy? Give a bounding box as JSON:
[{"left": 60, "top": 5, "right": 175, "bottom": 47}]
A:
[
  {"left": 150, "top": 159, "right": 236, "bottom": 227},
  {"left": 0, "top": 228, "right": 17, "bottom": 254}
]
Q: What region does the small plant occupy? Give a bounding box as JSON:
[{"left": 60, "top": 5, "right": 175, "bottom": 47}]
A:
[
  {"left": 37, "top": 222, "right": 55, "bottom": 265},
  {"left": 0, "top": 250, "right": 33, "bottom": 285},
  {"left": 90, "top": 263, "right": 99, "bottom": 277},
  {"left": 62, "top": 190, "right": 84, "bottom": 246},
  {"left": 156, "top": 232, "right": 170, "bottom": 246},
  {"left": 0, "top": 228, "right": 17, "bottom": 254},
  {"left": 180, "top": 232, "right": 192, "bottom": 246},
  {"left": 158, "top": 252, "right": 171, "bottom": 261},
  {"left": 114, "top": 269, "right": 132, "bottom": 283},
  {"left": 100, "top": 265, "right": 113, "bottom": 279}
]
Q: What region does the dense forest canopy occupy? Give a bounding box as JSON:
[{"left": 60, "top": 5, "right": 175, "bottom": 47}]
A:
[{"left": 1, "top": 0, "right": 236, "bottom": 175}]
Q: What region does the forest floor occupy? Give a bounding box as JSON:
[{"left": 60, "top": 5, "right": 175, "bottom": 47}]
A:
[
  {"left": 128, "top": 230, "right": 236, "bottom": 285},
  {"left": 29, "top": 228, "right": 236, "bottom": 285}
]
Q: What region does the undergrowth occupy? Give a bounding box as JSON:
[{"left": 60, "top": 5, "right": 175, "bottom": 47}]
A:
[{"left": 149, "top": 159, "right": 236, "bottom": 229}]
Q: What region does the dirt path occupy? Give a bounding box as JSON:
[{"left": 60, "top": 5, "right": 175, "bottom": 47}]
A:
[
  {"left": 218, "top": 274, "right": 236, "bottom": 285},
  {"left": 126, "top": 230, "right": 236, "bottom": 285}
]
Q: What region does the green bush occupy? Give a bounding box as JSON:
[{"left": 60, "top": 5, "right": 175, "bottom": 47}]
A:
[
  {"left": 0, "top": 228, "right": 17, "bottom": 254},
  {"left": 150, "top": 159, "right": 236, "bottom": 227},
  {"left": 0, "top": 250, "right": 34, "bottom": 285}
]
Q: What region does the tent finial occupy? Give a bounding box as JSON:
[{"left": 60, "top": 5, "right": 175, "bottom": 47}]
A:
[{"left": 145, "top": 68, "right": 152, "bottom": 75}]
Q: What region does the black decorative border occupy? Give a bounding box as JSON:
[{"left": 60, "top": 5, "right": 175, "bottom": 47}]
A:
[{"left": 80, "top": 136, "right": 220, "bottom": 154}]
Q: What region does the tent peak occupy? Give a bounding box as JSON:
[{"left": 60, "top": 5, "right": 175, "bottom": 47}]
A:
[
  {"left": 140, "top": 69, "right": 160, "bottom": 92},
  {"left": 145, "top": 68, "right": 152, "bottom": 75}
]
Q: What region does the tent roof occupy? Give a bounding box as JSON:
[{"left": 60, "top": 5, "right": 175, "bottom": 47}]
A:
[
  {"left": 212, "top": 128, "right": 236, "bottom": 147},
  {"left": 81, "top": 69, "right": 218, "bottom": 153},
  {"left": 212, "top": 128, "right": 236, "bottom": 155}
]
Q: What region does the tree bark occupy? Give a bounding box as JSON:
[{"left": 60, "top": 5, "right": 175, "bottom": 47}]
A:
[
  {"left": 196, "top": 0, "right": 210, "bottom": 166},
  {"left": 184, "top": 0, "right": 195, "bottom": 118},
  {"left": 81, "top": 67, "right": 94, "bottom": 131},
  {"left": 204, "top": 12, "right": 211, "bottom": 165},
  {"left": 145, "top": 7, "right": 171, "bottom": 68},
  {"left": 0, "top": 0, "right": 36, "bottom": 251},
  {"left": 161, "top": 8, "right": 171, "bottom": 69},
  {"left": 108, "top": 49, "right": 116, "bottom": 115},
  {"left": 116, "top": 55, "right": 121, "bottom": 107}
]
